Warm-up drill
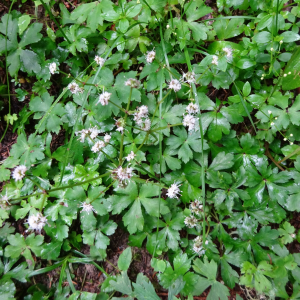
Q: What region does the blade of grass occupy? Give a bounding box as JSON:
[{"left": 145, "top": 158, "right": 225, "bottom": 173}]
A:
[
  {"left": 28, "top": 261, "right": 64, "bottom": 277},
  {"left": 278, "top": 146, "right": 300, "bottom": 164},
  {"left": 66, "top": 266, "right": 76, "bottom": 293}
]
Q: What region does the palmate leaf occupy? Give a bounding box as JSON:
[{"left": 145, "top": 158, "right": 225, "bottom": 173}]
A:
[
  {"left": 10, "top": 133, "right": 45, "bottom": 167},
  {"left": 109, "top": 182, "right": 169, "bottom": 234},
  {"left": 193, "top": 257, "right": 230, "bottom": 299},
  {"left": 29, "top": 92, "right": 66, "bottom": 134},
  {"left": 166, "top": 126, "right": 209, "bottom": 163}
]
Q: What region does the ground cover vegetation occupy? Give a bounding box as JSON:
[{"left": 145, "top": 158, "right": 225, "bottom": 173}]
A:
[{"left": 1, "top": 0, "right": 300, "bottom": 299}]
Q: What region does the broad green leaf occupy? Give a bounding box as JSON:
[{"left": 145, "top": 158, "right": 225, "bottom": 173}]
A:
[{"left": 118, "top": 247, "right": 132, "bottom": 271}]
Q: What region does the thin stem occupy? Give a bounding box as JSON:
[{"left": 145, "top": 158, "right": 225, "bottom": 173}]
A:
[
  {"left": 150, "top": 89, "right": 171, "bottom": 124},
  {"left": 90, "top": 181, "right": 115, "bottom": 203},
  {"left": 135, "top": 132, "right": 150, "bottom": 153},
  {"left": 59, "top": 70, "right": 95, "bottom": 86},
  {"left": 151, "top": 123, "right": 182, "bottom": 132},
  {"left": 39, "top": 193, "right": 48, "bottom": 212},
  {"left": 26, "top": 176, "right": 46, "bottom": 192},
  {"left": 108, "top": 99, "right": 126, "bottom": 112},
  {"left": 119, "top": 88, "right": 133, "bottom": 164}
]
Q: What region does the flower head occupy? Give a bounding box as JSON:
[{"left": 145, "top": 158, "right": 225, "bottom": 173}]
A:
[
  {"left": 112, "top": 166, "right": 134, "bottom": 188},
  {"left": 0, "top": 195, "right": 10, "bottom": 210},
  {"left": 49, "top": 62, "right": 57, "bottom": 74},
  {"left": 95, "top": 56, "right": 105, "bottom": 66},
  {"left": 223, "top": 47, "right": 233, "bottom": 59},
  {"left": 212, "top": 55, "right": 218, "bottom": 66},
  {"left": 97, "top": 91, "right": 111, "bottom": 106},
  {"left": 193, "top": 236, "right": 206, "bottom": 255},
  {"left": 146, "top": 50, "right": 156, "bottom": 63},
  {"left": 75, "top": 129, "right": 90, "bottom": 143},
  {"left": 183, "top": 71, "right": 196, "bottom": 84},
  {"left": 186, "top": 103, "right": 199, "bottom": 115},
  {"left": 26, "top": 212, "right": 47, "bottom": 233},
  {"left": 167, "top": 182, "right": 181, "bottom": 199},
  {"left": 115, "top": 118, "right": 125, "bottom": 133},
  {"left": 68, "top": 82, "right": 83, "bottom": 95},
  {"left": 184, "top": 216, "right": 198, "bottom": 228},
  {"left": 90, "top": 127, "right": 100, "bottom": 139},
  {"left": 183, "top": 114, "right": 198, "bottom": 132},
  {"left": 104, "top": 134, "right": 111, "bottom": 143},
  {"left": 125, "top": 78, "right": 140, "bottom": 88},
  {"left": 126, "top": 151, "right": 136, "bottom": 162},
  {"left": 80, "top": 202, "right": 96, "bottom": 214},
  {"left": 12, "top": 165, "right": 27, "bottom": 181},
  {"left": 190, "top": 200, "right": 203, "bottom": 215},
  {"left": 168, "top": 79, "right": 181, "bottom": 92},
  {"left": 91, "top": 140, "right": 106, "bottom": 153}
]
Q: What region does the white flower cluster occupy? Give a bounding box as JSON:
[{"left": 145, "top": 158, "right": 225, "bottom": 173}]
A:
[
  {"left": 134, "top": 105, "right": 151, "bottom": 131},
  {"left": 184, "top": 199, "right": 203, "bottom": 228},
  {"left": 75, "top": 127, "right": 100, "bottom": 143},
  {"left": 0, "top": 195, "right": 10, "bottom": 210},
  {"left": 126, "top": 151, "right": 136, "bottom": 162},
  {"left": 112, "top": 166, "right": 134, "bottom": 188},
  {"left": 125, "top": 78, "right": 141, "bottom": 88},
  {"left": 190, "top": 199, "right": 203, "bottom": 216},
  {"left": 97, "top": 91, "right": 112, "bottom": 106},
  {"left": 223, "top": 47, "right": 233, "bottom": 60},
  {"left": 183, "top": 102, "right": 199, "bottom": 132},
  {"left": 183, "top": 71, "right": 196, "bottom": 84},
  {"left": 212, "top": 55, "right": 218, "bottom": 66},
  {"left": 168, "top": 79, "right": 181, "bottom": 92},
  {"left": 91, "top": 141, "right": 106, "bottom": 153},
  {"left": 68, "top": 82, "right": 83, "bottom": 95},
  {"left": 146, "top": 50, "right": 156, "bottom": 63},
  {"left": 115, "top": 118, "right": 125, "bottom": 133},
  {"left": 184, "top": 216, "right": 198, "bottom": 228},
  {"left": 49, "top": 62, "right": 57, "bottom": 75},
  {"left": 26, "top": 212, "right": 47, "bottom": 233},
  {"left": 80, "top": 202, "right": 96, "bottom": 214},
  {"left": 12, "top": 165, "right": 27, "bottom": 181},
  {"left": 167, "top": 182, "right": 181, "bottom": 199},
  {"left": 193, "top": 236, "right": 207, "bottom": 256},
  {"left": 95, "top": 55, "right": 105, "bottom": 66}
]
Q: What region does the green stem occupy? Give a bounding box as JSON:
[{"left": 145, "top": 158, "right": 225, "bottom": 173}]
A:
[
  {"left": 39, "top": 193, "right": 47, "bottom": 212},
  {"left": 119, "top": 87, "right": 132, "bottom": 164},
  {"left": 150, "top": 89, "right": 171, "bottom": 124},
  {"left": 135, "top": 132, "right": 150, "bottom": 153},
  {"left": 59, "top": 70, "right": 95, "bottom": 86},
  {"left": 26, "top": 176, "right": 46, "bottom": 192},
  {"left": 90, "top": 181, "right": 115, "bottom": 203},
  {"left": 151, "top": 123, "right": 182, "bottom": 132},
  {"left": 108, "top": 99, "right": 126, "bottom": 112}
]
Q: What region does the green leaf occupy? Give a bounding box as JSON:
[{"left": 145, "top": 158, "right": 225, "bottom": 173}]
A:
[
  {"left": 19, "top": 22, "right": 43, "bottom": 48},
  {"left": 109, "top": 271, "right": 133, "bottom": 295},
  {"left": 185, "top": 0, "right": 212, "bottom": 22},
  {"left": 282, "top": 47, "right": 300, "bottom": 90},
  {"left": 133, "top": 273, "right": 160, "bottom": 300},
  {"left": 29, "top": 92, "right": 66, "bottom": 134},
  {"left": 281, "top": 31, "right": 300, "bottom": 43},
  {"left": 20, "top": 49, "right": 41, "bottom": 74},
  {"left": 253, "top": 31, "right": 272, "bottom": 43},
  {"left": 213, "top": 18, "right": 245, "bottom": 40},
  {"left": 18, "top": 15, "right": 31, "bottom": 35},
  {"left": 10, "top": 133, "right": 45, "bottom": 167},
  {"left": 118, "top": 247, "right": 132, "bottom": 271}
]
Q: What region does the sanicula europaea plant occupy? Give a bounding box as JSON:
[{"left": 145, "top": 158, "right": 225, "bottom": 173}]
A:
[{"left": 1, "top": 0, "right": 300, "bottom": 299}]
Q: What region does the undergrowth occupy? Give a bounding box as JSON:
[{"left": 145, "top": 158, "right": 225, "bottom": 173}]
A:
[{"left": 1, "top": 0, "right": 300, "bottom": 299}]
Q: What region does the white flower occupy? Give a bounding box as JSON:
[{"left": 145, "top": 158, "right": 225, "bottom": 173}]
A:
[
  {"left": 0, "top": 195, "right": 10, "bottom": 210},
  {"left": 284, "top": 74, "right": 287, "bottom": 77},
  {"left": 212, "top": 55, "right": 218, "bottom": 66},
  {"left": 271, "top": 122, "right": 274, "bottom": 126},
  {"left": 104, "top": 134, "right": 111, "bottom": 143},
  {"left": 68, "top": 82, "right": 83, "bottom": 95},
  {"left": 80, "top": 202, "right": 96, "bottom": 214},
  {"left": 290, "top": 142, "right": 294, "bottom": 145},
  {"left": 284, "top": 138, "right": 287, "bottom": 141},
  {"left": 291, "top": 233, "right": 296, "bottom": 238},
  {"left": 95, "top": 55, "right": 105, "bottom": 66},
  {"left": 75, "top": 129, "right": 90, "bottom": 143},
  {"left": 140, "top": 118, "right": 151, "bottom": 131},
  {"left": 268, "top": 110, "right": 272, "bottom": 115},
  {"left": 146, "top": 50, "right": 156, "bottom": 63},
  {"left": 186, "top": 103, "right": 199, "bottom": 115},
  {"left": 49, "top": 62, "right": 57, "bottom": 74},
  {"left": 190, "top": 200, "right": 203, "bottom": 215},
  {"left": 223, "top": 47, "right": 233, "bottom": 59},
  {"left": 116, "top": 126, "right": 124, "bottom": 133},
  {"left": 12, "top": 165, "right": 27, "bottom": 181},
  {"left": 125, "top": 78, "right": 140, "bottom": 88},
  {"left": 91, "top": 140, "right": 106, "bottom": 153},
  {"left": 167, "top": 182, "right": 181, "bottom": 199},
  {"left": 183, "top": 71, "right": 196, "bottom": 84},
  {"left": 90, "top": 127, "right": 100, "bottom": 139},
  {"left": 270, "top": 47, "right": 274, "bottom": 51},
  {"left": 97, "top": 91, "right": 111, "bottom": 106},
  {"left": 183, "top": 114, "right": 198, "bottom": 131},
  {"left": 26, "top": 212, "right": 47, "bottom": 233},
  {"left": 134, "top": 105, "right": 149, "bottom": 122},
  {"left": 166, "top": 24, "right": 170, "bottom": 29},
  {"left": 193, "top": 236, "right": 206, "bottom": 255},
  {"left": 280, "top": 40, "right": 283, "bottom": 44},
  {"left": 290, "top": 134, "right": 293, "bottom": 137},
  {"left": 168, "top": 79, "right": 181, "bottom": 92},
  {"left": 288, "top": 72, "right": 291, "bottom": 75},
  {"left": 126, "top": 151, "right": 136, "bottom": 161},
  {"left": 184, "top": 216, "right": 198, "bottom": 228},
  {"left": 112, "top": 166, "right": 134, "bottom": 188}
]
